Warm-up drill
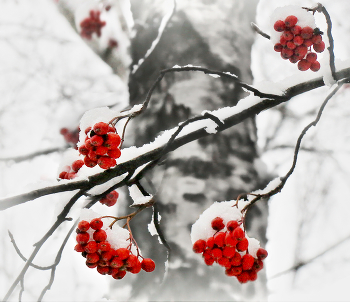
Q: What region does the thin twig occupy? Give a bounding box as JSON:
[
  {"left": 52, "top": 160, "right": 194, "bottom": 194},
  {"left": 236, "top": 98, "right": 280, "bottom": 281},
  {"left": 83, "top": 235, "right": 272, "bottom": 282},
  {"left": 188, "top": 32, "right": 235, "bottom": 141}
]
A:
[{"left": 251, "top": 22, "right": 271, "bottom": 39}]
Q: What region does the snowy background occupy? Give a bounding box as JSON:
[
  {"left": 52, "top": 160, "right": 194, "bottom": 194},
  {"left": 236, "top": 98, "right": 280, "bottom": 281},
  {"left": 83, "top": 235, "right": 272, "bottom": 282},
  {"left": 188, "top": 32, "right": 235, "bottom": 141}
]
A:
[{"left": 1, "top": 0, "right": 350, "bottom": 301}]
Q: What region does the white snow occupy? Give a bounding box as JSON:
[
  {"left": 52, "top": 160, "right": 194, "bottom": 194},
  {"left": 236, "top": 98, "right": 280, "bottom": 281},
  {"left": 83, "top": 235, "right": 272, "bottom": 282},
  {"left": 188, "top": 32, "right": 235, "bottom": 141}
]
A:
[{"left": 128, "top": 184, "right": 153, "bottom": 206}]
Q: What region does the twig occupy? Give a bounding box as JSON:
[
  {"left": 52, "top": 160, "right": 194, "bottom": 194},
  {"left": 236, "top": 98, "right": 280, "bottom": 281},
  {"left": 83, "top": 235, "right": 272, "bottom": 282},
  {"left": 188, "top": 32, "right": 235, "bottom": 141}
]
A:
[
  {"left": 251, "top": 22, "right": 271, "bottom": 40},
  {"left": 0, "top": 147, "right": 67, "bottom": 163}
]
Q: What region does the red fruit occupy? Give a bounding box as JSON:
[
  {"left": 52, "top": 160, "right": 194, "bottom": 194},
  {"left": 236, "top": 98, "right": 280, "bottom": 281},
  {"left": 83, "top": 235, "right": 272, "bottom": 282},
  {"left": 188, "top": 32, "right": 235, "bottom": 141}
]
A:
[
  {"left": 97, "top": 241, "right": 111, "bottom": 252},
  {"left": 126, "top": 254, "right": 139, "bottom": 268},
  {"left": 104, "top": 133, "right": 121, "bottom": 149},
  {"left": 293, "top": 35, "right": 304, "bottom": 46},
  {"left": 274, "top": 20, "right": 285, "bottom": 32},
  {"left": 225, "top": 232, "right": 238, "bottom": 247},
  {"left": 242, "top": 254, "right": 255, "bottom": 271},
  {"left": 232, "top": 227, "right": 245, "bottom": 241},
  {"left": 110, "top": 257, "right": 124, "bottom": 268},
  {"left": 193, "top": 239, "right": 206, "bottom": 253},
  {"left": 291, "top": 25, "right": 302, "bottom": 35},
  {"left": 227, "top": 220, "right": 239, "bottom": 232},
  {"left": 274, "top": 43, "right": 283, "bottom": 52},
  {"left": 112, "top": 270, "right": 126, "bottom": 279},
  {"left": 282, "top": 31, "right": 294, "bottom": 41},
  {"left": 225, "top": 266, "right": 242, "bottom": 277},
  {"left": 303, "top": 38, "right": 313, "bottom": 47},
  {"left": 93, "top": 122, "right": 109, "bottom": 135},
  {"left": 249, "top": 270, "right": 258, "bottom": 281},
  {"left": 254, "top": 259, "right": 264, "bottom": 272},
  {"left": 236, "top": 237, "right": 249, "bottom": 252},
  {"left": 286, "top": 41, "right": 296, "bottom": 50},
  {"left": 100, "top": 197, "right": 117, "bottom": 207},
  {"left": 78, "top": 145, "right": 89, "bottom": 156},
  {"left": 108, "top": 125, "right": 116, "bottom": 133},
  {"left": 84, "top": 127, "right": 92, "bottom": 135},
  {"left": 231, "top": 252, "right": 242, "bottom": 266},
  {"left": 97, "top": 266, "right": 110, "bottom": 275},
  {"left": 86, "top": 261, "right": 98, "bottom": 269},
  {"left": 59, "top": 171, "right": 68, "bottom": 179},
  {"left": 74, "top": 243, "right": 86, "bottom": 252},
  {"left": 106, "top": 190, "right": 119, "bottom": 200},
  {"left": 211, "top": 216, "right": 225, "bottom": 231},
  {"left": 306, "top": 52, "right": 317, "bottom": 63},
  {"left": 279, "top": 36, "right": 287, "bottom": 46},
  {"left": 90, "top": 218, "right": 103, "bottom": 230},
  {"left": 256, "top": 248, "right": 268, "bottom": 260},
  {"left": 211, "top": 248, "right": 223, "bottom": 260},
  {"left": 222, "top": 246, "right": 236, "bottom": 258},
  {"left": 101, "top": 250, "right": 114, "bottom": 261},
  {"left": 206, "top": 236, "right": 215, "bottom": 249},
  {"left": 313, "top": 41, "right": 325, "bottom": 53},
  {"left": 312, "top": 34, "right": 323, "bottom": 45},
  {"left": 60, "top": 128, "right": 69, "bottom": 135},
  {"left": 294, "top": 45, "right": 308, "bottom": 58},
  {"left": 301, "top": 26, "right": 314, "bottom": 39},
  {"left": 289, "top": 55, "right": 301, "bottom": 64},
  {"left": 72, "top": 159, "right": 84, "bottom": 172},
  {"left": 284, "top": 15, "right": 298, "bottom": 28},
  {"left": 90, "top": 135, "right": 104, "bottom": 146},
  {"left": 97, "top": 156, "right": 116, "bottom": 169},
  {"left": 84, "top": 156, "right": 97, "bottom": 168},
  {"left": 76, "top": 232, "right": 90, "bottom": 244},
  {"left": 95, "top": 146, "right": 108, "bottom": 156},
  {"left": 236, "top": 271, "right": 250, "bottom": 283},
  {"left": 129, "top": 263, "right": 143, "bottom": 274},
  {"left": 217, "top": 257, "right": 231, "bottom": 268},
  {"left": 115, "top": 248, "right": 130, "bottom": 260},
  {"left": 93, "top": 229, "right": 107, "bottom": 242},
  {"left": 310, "top": 61, "right": 321, "bottom": 72},
  {"left": 88, "top": 150, "right": 99, "bottom": 161},
  {"left": 298, "top": 59, "right": 311, "bottom": 71},
  {"left": 281, "top": 48, "right": 293, "bottom": 59},
  {"left": 67, "top": 172, "right": 77, "bottom": 180},
  {"left": 86, "top": 252, "right": 100, "bottom": 263},
  {"left": 214, "top": 232, "right": 226, "bottom": 247},
  {"left": 98, "top": 259, "right": 110, "bottom": 267},
  {"left": 141, "top": 258, "right": 156, "bottom": 272},
  {"left": 203, "top": 253, "right": 215, "bottom": 266},
  {"left": 107, "top": 149, "right": 121, "bottom": 159},
  {"left": 85, "top": 139, "right": 95, "bottom": 150},
  {"left": 85, "top": 241, "right": 98, "bottom": 253}
]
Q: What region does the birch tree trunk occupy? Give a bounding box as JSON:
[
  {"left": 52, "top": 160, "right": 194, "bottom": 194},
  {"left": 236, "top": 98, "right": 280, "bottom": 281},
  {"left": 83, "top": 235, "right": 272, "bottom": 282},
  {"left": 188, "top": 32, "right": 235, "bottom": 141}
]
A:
[{"left": 110, "top": 1, "right": 270, "bottom": 300}]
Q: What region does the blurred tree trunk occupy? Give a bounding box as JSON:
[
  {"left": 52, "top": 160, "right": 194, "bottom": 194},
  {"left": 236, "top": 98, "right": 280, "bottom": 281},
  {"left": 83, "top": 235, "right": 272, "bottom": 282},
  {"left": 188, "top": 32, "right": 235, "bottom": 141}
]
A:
[{"left": 110, "top": 0, "right": 270, "bottom": 301}]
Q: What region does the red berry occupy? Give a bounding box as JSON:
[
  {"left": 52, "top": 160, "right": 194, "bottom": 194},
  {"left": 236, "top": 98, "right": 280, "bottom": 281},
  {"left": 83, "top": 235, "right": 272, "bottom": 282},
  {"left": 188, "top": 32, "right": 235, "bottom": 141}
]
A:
[
  {"left": 281, "top": 48, "right": 293, "bottom": 59},
  {"left": 90, "top": 218, "right": 103, "bottom": 230},
  {"left": 78, "top": 145, "right": 89, "bottom": 156},
  {"left": 214, "top": 232, "right": 226, "bottom": 247},
  {"left": 97, "top": 156, "right": 116, "bottom": 169},
  {"left": 301, "top": 26, "right": 314, "bottom": 39},
  {"left": 225, "top": 266, "right": 242, "bottom": 277},
  {"left": 249, "top": 270, "right": 258, "bottom": 281},
  {"left": 90, "top": 135, "right": 104, "bottom": 146},
  {"left": 284, "top": 15, "right": 298, "bottom": 28},
  {"left": 84, "top": 156, "right": 97, "bottom": 168},
  {"left": 99, "top": 197, "right": 117, "bottom": 207},
  {"left": 236, "top": 271, "right": 250, "bottom": 283},
  {"left": 203, "top": 253, "right": 215, "bottom": 266},
  {"left": 112, "top": 270, "right": 126, "bottom": 279},
  {"left": 206, "top": 236, "right": 215, "bottom": 249},
  {"left": 126, "top": 254, "right": 139, "bottom": 267},
  {"left": 291, "top": 25, "right": 302, "bottom": 35},
  {"left": 141, "top": 258, "right": 156, "bottom": 272},
  {"left": 110, "top": 257, "right": 124, "bottom": 268},
  {"left": 103, "top": 133, "right": 121, "bottom": 149},
  {"left": 225, "top": 232, "right": 238, "bottom": 247},
  {"left": 85, "top": 241, "right": 98, "bottom": 253},
  {"left": 289, "top": 55, "right": 301, "bottom": 64},
  {"left": 85, "top": 139, "right": 95, "bottom": 150},
  {"left": 84, "top": 127, "right": 92, "bottom": 135},
  {"left": 303, "top": 39, "right": 313, "bottom": 47},
  {"left": 88, "top": 150, "right": 99, "bottom": 161},
  {"left": 86, "top": 261, "right": 98, "bottom": 269},
  {"left": 128, "top": 261, "right": 142, "bottom": 274},
  {"left": 72, "top": 159, "right": 84, "bottom": 172},
  {"left": 282, "top": 31, "right": 294, "bottom": 41},
  {"left": 93, "top": 229, "right": 107, "bottom": 242},
  {"left": 310, "top": 61, "right": 321, "bottom": 72},
  {"left": 93, "top": 122, "right": 109, "bottom": 135},
  {"left": 293, "top": 35, "right": 304, "bottom": 46},
  {"left": 60, "top": 128, "right": 69, "bottom": 135},
  {"left": 101, "top": 250, "right": 114, "bottom": 261},
  {"left": 298, "top": 59, "right": 311, "bottom": 71},
  {"left": 193, "top": 239, "right": 206, "bottom": 253},
  {"left": 217, "top": 257, "right": 231, "bottom": 268},
  {"left": 242, "top": 254, "right": 255, "bottom": 271},
  {"left": 58, "top": 171, "right": 68, "bottom": 179},
  {"left": 312, "top": 34, "right": 323, "bottom": 45},
  {"left": 236, "top": 237, "right": 249, "bottom": 252},
  {"left": 115, "top": 248, "right": 130, "bottom": 260},
  {"left": 97, "top": 266, "right": 110, "bottom": 275},
  {"left": 95, "top": 146, "right": 108, "bottom": 156},
  {"left": 256, "top": 248, "right": 268, "bottom": 260},
  {"left": 74, "top": 243, "right": 86, "bottom": 252},
  {"left": 107, "top": 125, "right": 116, "bottom": 133},
  {"left": 274, "top": 20, "right": 285, "bottom": 32},
  {"left": 86, "top": 252, "right": 100, "bottom": 263},
  {"left": 279, "top": 36, "right": 287, "bottom": 46},
  {"left": 286, "top": 41, "right": 296, "bottom": 50},
  {"left": 313, "top": 41, "right": 325, "bottom": 53},
  {"left": 274, "top": 43, "right": 283, "bottom": 52},
  {"left": 232, "top": 227, "right": 245, "bottom": 240},
  {"left": 211, "top": 248, "right": 223, "bottom": 260},
  {"left": 76, "top": 232, "right": 90, "bottom": 244},
  {"left": 254, "top": 259, "right": 264, "bottom": 272},
  {"left": 222, "top": 246, "right": 236, "bottom": 258},
  {"left": 306, "top": 52, "right": 317, "bottom": 63},
  {"left": 97, "top": 241, "right": 111, "bottom": 252},
  {"left": 227, "top": 220, "right": 239, "bottom": 232},
  {"left": 231, "top": 252, "right": 242, "bottom": 266},
  {"left": 66, "top": 172, "right": 77, "bottom": 180},
  {"left": 211, "top": 217, "right": 225, "bottom": 231},
  {"left": 107, "top": 149, "right": 121, "bottom": 159}
]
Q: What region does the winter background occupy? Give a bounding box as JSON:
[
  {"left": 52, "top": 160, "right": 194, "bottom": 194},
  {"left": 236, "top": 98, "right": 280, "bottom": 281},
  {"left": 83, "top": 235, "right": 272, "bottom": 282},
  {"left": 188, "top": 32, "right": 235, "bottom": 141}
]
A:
[{"left": 0, "top": 0, "right": 350, "bottom": 301}]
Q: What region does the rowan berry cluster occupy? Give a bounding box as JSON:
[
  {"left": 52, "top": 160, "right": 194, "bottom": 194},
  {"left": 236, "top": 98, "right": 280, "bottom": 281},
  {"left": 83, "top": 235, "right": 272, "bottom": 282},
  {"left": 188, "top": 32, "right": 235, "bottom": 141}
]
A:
[
  {"left": 74, "top": 218, "right": 155, "bottom": 279},
  {"left": 60, "top": 127, "right": 79, "bottom": 147},
  {"left": 58, "top": 159, "right": 84, "bottom": 180},
  {"left": 192, "top": 217, "right": 267, "bottom": 283},
  {"left": 78, "top": 122, "right": 121, "bottom": 170},
  {"left": 99, "top": 190, "right": 119, "bottom": 207},
  {"left": 80, "top": 10, "right": 106, "bottom": 40},
  {"left": 273, "top": 15, "right": 325, "bottom": 71}
]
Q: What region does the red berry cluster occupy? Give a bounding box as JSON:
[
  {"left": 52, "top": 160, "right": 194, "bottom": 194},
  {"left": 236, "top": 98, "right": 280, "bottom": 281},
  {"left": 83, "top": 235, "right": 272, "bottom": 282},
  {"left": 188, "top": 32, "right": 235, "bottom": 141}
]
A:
[
  {"left": 60, "top": 127, "right": 79, "bottom": 148},
  {"left": 192, "top": 217, "right": 268, "bottom": 284},
  {"left": 74, "top": 218, "right": 155, "bottom": 279},
  {"left": 59, "top": 159, "right": 84, "bottom": 180},
  {"left": 78, "top": 122, "right": 121, "bottom": 170},
  {"left": 273, "top": 15, "right": 325, "bottom": 71},
  {"left": 99, "top": 190, "right": 119, "bottom": 207},
  {"left": 80, "top": 10, "right": 106, "bottom": 40}
]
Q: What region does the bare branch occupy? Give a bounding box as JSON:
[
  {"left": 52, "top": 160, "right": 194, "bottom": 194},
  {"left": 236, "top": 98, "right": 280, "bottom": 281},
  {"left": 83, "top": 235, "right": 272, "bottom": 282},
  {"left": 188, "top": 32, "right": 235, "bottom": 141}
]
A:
[{"left": 251, "top": 22, "right": 271, "bottom": 40}]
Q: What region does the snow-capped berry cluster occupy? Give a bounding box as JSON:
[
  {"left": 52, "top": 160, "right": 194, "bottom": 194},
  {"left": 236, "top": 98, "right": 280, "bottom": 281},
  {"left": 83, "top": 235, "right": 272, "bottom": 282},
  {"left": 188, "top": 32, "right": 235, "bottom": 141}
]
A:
[
  {"left": 271, "top": 7, "right": 325, "bottom": 72},
  {"left": 74, "top": 218, "right": 155, "bottom": 279},
  {"left": 99, "top": 190, "right": 119, "bottom": 207},
  {"left": 60, "top": 127, "right": 80, "bottom": 147},
  {"left": 80, "top": 10, "right": 106, "bottom": 40},
  {"left": 78, "top": 122, "right": 121, "bottom": 170},
  {"left": 58, "top": 159, "right": 84, "bottom": 180},
  {"left": 192, "top": 217, "right": 267, "bottom": 283}
]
